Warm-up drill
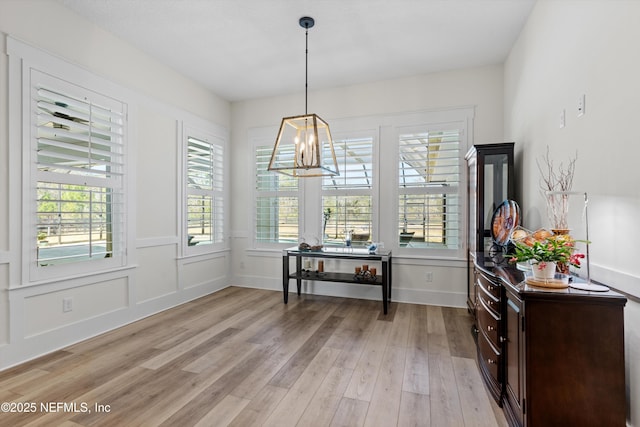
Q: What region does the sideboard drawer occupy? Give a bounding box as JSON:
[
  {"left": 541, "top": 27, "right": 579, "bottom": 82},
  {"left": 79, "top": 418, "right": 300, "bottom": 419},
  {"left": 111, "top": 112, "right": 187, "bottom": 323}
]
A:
[
  {"left": 478, "top": 283, "right": 500, "bottom": 318},
  {"left": 478, "top": 330, "right": 501, "bottom": 383},
  {"left": 477, "top": 270, "right": 501, "bottom": 299},
  {"left": 477, "top": 295, "right": 501, "bottom": 347}
]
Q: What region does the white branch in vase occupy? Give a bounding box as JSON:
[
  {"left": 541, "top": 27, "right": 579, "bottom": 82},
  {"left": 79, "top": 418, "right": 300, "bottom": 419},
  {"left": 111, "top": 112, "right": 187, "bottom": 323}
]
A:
[{"left": 537, "top": 147, "right": 577, "bottom": 230}]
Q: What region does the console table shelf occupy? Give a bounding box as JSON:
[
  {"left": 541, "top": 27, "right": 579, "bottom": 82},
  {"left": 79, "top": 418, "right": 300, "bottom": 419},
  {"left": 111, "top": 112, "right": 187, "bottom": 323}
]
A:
[
  {"left": 290, "top": 272, "right": 382, "bottom": 286},
  {"left": 282, "top": 247, "right": 392, "bottom": 314}
]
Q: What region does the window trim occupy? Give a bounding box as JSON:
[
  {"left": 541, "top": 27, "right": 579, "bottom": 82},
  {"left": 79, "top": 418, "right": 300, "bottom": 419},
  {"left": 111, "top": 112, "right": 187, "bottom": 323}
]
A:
[
  {"left": 390, "top": 107, "right": 474, "bottom": 258},
  {"left": 9, "top": 37, "right": 132, "bottom": 285}
]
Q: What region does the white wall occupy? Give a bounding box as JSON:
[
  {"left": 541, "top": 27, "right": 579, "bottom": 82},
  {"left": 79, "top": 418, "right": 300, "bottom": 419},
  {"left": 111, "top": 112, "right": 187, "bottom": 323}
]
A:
[
  {"left": 0, "top": 0, "right": 231, "bottom": 368},
  {"left": 504, "top": 1, "right": 640, "bottom": 424},
  {"left": 230, "top": 65, "right": 505, "bottom": 307}
]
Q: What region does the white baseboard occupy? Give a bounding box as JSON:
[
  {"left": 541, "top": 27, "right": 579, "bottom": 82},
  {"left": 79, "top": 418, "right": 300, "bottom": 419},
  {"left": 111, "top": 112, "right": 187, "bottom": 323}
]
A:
[
  {"left": 134, "top": 277, "right": 228, "bottom": 319},
  {"left": 233, "top": 275, "right": 467, "bottom": 309},
  {"left": 0, "top": 272, "right": 467, "bottom": 371},
  {"left": 0, "top": 278, "right": 228, "bottom": 371}
]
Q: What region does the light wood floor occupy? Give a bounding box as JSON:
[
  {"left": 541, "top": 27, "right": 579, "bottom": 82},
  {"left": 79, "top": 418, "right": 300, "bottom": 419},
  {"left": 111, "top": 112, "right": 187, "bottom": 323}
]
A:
[{"left": 0, "top": 287, "right": 507, "bottom": 427}]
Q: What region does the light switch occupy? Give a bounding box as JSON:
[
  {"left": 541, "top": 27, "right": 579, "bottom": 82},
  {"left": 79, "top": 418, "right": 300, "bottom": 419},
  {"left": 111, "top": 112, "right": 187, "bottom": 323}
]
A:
[{"left": 578, "top": 94, "right": 585, "bottom": 117}]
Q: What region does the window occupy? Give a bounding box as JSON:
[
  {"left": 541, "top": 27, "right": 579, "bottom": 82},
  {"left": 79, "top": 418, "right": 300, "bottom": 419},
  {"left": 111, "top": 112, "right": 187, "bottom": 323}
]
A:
[
  {"left": 185, "top": 133, "right": 224, "bottom": 250},
  {"left": 249, "top": 110, "right": 470, "bottom": 256},
  {"left": 322, "top": 137, "right": 374, "bottom": 246},
  {"left": 37, "top": 184, "right": 116, "bottom": 265},
  {"left": 255, "top": 145, "right": 299, "bottom": 244},
  {"left": 32, "top": 71, "right": 126, "bottom": 272},
  {"left": 398, "top": 129, "right": 462, "bottom": 251}
]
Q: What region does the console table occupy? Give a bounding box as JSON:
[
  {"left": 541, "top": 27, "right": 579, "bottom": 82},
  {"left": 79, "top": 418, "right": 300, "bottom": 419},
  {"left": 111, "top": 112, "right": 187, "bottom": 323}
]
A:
[{"left": 282, "top": 247, "right": 393, "bottom": 314}]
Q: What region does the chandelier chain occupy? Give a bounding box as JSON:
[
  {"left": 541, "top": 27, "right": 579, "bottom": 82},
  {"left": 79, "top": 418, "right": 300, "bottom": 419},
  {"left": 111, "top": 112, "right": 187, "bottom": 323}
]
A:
[{"left": 305, "top": 24, "right": 309, "bottom": 114}]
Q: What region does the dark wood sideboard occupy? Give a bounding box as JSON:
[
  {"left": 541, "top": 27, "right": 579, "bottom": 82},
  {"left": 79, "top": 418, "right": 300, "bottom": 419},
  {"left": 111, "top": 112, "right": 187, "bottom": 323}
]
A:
[{"left": 471, "top": 254, "right": 627, "bottom": 426}]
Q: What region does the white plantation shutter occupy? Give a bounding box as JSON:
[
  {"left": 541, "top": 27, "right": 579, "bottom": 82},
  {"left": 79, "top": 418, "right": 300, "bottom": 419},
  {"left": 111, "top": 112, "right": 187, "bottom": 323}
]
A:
[
  {"left": 33, "top": 70, "right": 126, "bottom": 268},
  {"left": 322, "top": 137, "right": 374, "bottom": 246},
  {"left": 323, "top": 138, "right": 373, "bottom": 190},
  {"left": 186, "top": 135, "right": 224, "bottom": 247},
  {"left": 255, "top": 145, "right": 299, "bottom": 244},
  {"left": 36, "top": 88, "right": 124, "bottom": 179},
  {"left": 398, "top": 129, "right": 462, "bottom": 250}
]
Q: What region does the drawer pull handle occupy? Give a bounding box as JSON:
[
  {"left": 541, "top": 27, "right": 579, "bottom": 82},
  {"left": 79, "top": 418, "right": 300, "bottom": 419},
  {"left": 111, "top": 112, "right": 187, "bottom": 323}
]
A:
[
  {"left": 500, "top": 336, "right": 506, "bottom": 343},
  {"left": 487, "top": 359, "right": 496, "bottom": 365},
  {"left": 487, "top": 325, "right": 495, "bottom": 332},
  {"left": 488, "top": 285, "right": 494, "bottom": 291},
  {"left": 488, "top": 300, "right": 494, "bottom": 306}
]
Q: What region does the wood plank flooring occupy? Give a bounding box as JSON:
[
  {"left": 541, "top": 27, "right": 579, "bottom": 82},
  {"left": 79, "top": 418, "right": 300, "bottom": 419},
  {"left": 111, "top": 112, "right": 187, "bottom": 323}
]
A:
[{"left": 0, "top": 287, "right": 507, "bottom": 426}]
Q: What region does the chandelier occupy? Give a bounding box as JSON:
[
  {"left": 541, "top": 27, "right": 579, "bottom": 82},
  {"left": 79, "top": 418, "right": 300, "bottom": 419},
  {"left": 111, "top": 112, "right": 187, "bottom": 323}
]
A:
[{"left": 267, "top": 16, "right": 339, "bottom": 177}]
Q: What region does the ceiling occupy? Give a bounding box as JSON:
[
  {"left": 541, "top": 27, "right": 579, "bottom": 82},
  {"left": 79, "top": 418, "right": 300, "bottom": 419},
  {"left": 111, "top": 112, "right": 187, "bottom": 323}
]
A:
[{"left": 59, "top": 0, "right": 536, "bottom": 102}]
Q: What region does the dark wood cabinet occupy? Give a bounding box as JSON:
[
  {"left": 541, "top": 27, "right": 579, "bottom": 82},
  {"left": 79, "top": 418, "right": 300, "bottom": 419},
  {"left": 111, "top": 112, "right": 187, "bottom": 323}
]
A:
[
  {"left": 466, "top": 142, "right": 626, "bottom": 426},
  {"left": 473, "top": 258, "right": 627, "bottom": 426},
  {"left": 503, "top": 285, "right": 525, "bottom": 427},
  {"left": 466, "top": 143, "right": 515, "bottom": 313}
]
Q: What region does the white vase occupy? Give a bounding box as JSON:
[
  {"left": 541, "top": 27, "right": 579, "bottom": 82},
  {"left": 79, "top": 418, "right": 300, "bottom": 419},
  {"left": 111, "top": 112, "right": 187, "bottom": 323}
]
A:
[
  {"left": 530, "top": 261, "right": 556, "bottom": 280},
  {"left": 546, "top": 191, "right": 571, "bottom": 231}
]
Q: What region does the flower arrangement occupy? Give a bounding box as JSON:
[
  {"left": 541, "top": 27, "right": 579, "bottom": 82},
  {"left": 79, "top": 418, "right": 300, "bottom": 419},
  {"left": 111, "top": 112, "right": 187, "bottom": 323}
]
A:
[{"left": 509, "top": 229, "right": 586, "bottom": 271}]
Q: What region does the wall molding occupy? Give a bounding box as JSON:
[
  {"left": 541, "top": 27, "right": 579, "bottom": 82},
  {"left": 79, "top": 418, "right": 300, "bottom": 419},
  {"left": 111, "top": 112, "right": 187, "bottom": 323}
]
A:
[
  {"left": 244, "top": 247, "right": 467, "bottom": 268},
  {"left": 178, "top": 249, "right": 230, "bottom": 265},
  {"left": 0, "top": 278, "right": 228, "bottom": 371},
  {"left": 393, "top": 256, "right": 466, "bottom": 268},
  {"left": 233, "top": 275, "right": 467, "bottom": 309},
  {"left": 591, "top": 263, "right": 640, "bottom": 300},
  {"left": 8, "top": 267, "right": 135, "bottom": 294},
  {"left": 134, "top": 277, "right": 228, "bottom": 319},
  {"left": 136, "top": 236, "right": 179, "bottom": 248}
]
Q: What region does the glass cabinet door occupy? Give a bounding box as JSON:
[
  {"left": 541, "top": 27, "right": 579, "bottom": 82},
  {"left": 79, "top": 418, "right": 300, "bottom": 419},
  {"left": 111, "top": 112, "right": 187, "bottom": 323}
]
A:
[
  {"left": 482, "top": 153, "right": 510, "bottom": 251},
  {"left": 468, "top": 156, "right": 478, "bottom": 252}
]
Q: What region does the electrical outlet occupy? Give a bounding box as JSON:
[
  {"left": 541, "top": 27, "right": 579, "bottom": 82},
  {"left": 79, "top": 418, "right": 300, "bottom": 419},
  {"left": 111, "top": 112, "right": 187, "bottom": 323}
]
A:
[
  {"left": 425, "top": 272, "right": 433, "bottom": 282},
  {"left": 63, "top": 297, "right": 73, "bottom": 313},
  {"left": 577, "top": 94, "right": 585, "bottom": 117}
]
